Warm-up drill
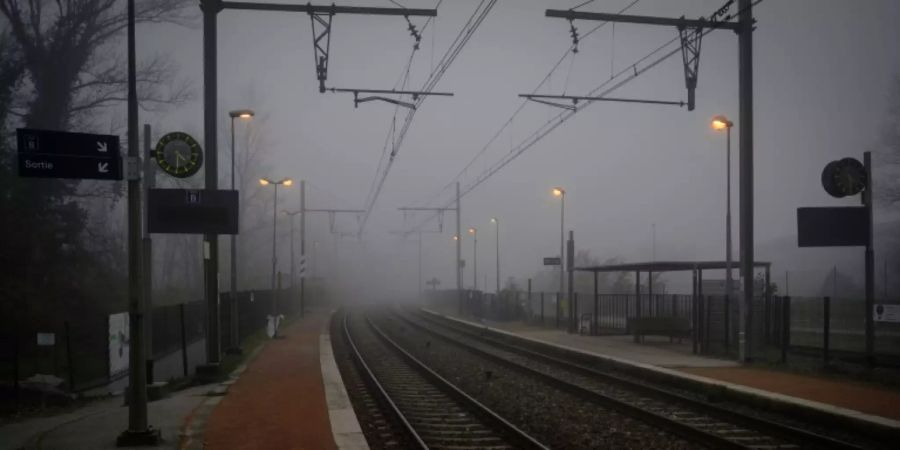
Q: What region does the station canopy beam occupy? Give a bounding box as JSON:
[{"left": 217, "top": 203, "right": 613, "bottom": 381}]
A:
[
  {"left": 544, "top": 8, "right": 740, "bottom": 111},
  {"left": 329, "top": 88, "right": 454, "bottom": 110},
  {"left": 219, "top": 2, "right": 438, "bottom": 93}
]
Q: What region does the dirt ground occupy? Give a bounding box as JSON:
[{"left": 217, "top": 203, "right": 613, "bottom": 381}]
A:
[
  {"left": 680, "top": 366, "right": 900, "bottom": 421},
  {"left": 203, "top": 312, "right": 337, "bottom": 450}
]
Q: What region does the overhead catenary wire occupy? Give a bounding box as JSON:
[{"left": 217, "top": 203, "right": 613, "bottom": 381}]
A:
[
  {"left": 408, "top": 0, "right": 642, "bottom": 210},
  {"left": 407, "top": 0, "right": 763, "bottom": 232},
  {"left": 358, "top": 0, "right": 497, "bottom": 236}
]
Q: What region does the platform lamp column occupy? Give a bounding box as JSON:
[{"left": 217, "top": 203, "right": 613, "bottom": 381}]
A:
[
  {"left": 227, "top": 109, "right": 253, "bottom": 353},
  {"left": 491, "top": 217, "right": 500, "bottom": 294},
  {"left": 468, "top": 227, "right": 478, "bottom": 290},
  {"left": 261, "top": 177, "right": 292, "bottom": 338},
  {"left": 553, "top": 187, "right": 566, "bottom": 310},
  {"left": 712, "top": 116, "right": 735, "bottom": 311}
]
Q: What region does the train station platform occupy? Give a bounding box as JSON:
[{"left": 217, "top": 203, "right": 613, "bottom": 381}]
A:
[
  {"left": 0, "top": 308, "right": 366, "bottom": 450},
  {"left": 423, "top": 308, "right": 900, "bottom": 438}
]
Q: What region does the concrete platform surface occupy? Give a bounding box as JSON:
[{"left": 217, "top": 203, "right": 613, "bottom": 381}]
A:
[
  {"left": 0, "top": 384, "right": 210, "bottom": 450},
  {"left": 320, "top": 316, "right": 368, "bottom": 450}
]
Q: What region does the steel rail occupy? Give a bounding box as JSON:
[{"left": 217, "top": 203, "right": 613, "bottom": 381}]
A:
[
  {"left": 342, "top": 311, "right": 428, "bottom": 449},
  {"left": 405, "top": 310, "right": 864, "bottom": 450},
  {"left": 363, "top": 314, "right": 550, "bottom": 450}
]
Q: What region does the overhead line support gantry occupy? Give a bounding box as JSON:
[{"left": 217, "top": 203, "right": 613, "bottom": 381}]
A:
[
  {"left": 199, "top": 0, "right": 437, "bottom": 372},
  {"left": 543, "top": 0, "right": 756, "bottom": 363}
]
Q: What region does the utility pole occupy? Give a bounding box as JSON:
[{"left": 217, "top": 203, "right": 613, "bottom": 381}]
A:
[
  {"left": 118, "top": 0, "right": 158, "bottom": 444},
  {"left": 300, "top": 180, "right": 306, "bottom": 317},
  {"left": 418, "top": 231, "right": 423, "bottom": 299},
  {"left": 544, "top": 0, "right": 755, "bottom": 361},
  {"left": 457, "top": 182, "right": 462, "bottom": 314},
  {"left": 567, "top": 230, "right": 575, "bottom": 333}
]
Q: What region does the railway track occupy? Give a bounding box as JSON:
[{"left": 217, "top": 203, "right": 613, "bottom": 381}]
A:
[
  {"left": 394, "top": 309, "right": 863, "bottom": 450},
  {"left": 341, "top": 310, "right": 547, "bottom": 450}
]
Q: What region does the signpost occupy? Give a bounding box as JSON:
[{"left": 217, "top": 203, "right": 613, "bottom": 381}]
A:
[{"left": 16, "top": 128, "right": 122, "bottom": 180}]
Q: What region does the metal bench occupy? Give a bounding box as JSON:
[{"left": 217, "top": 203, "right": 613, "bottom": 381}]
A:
[{"left": 626, "top": 316, "right": 691, "bottom": 343}]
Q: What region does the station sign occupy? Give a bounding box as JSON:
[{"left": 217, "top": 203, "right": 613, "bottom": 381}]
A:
[
  {"left": 797, "top": 207, "right": 868, "bottom": 247},
  {"left": 16, "top": 128, "right": 122, "bottom": 180},
  {"left": 147, "top": 189, "right": 238, "bottom": 234},
  {"left": 543, "top": 257, "right": 561, "bottom": 266}
]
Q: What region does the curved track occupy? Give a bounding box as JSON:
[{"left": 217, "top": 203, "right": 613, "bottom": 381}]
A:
[
  {"left": 341, "top": 310, "right": 547, "bottom": 450},
  {"left": 399, "top": 309, "right": 863, "bottom": 450}
]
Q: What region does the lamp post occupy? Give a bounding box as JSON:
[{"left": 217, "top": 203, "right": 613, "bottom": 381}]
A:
[
  {"left": 490, "top": 218, "right": 500, "bottom": 293},
  {"left": 552, "top": 187, "right": 566, "bottom": 295},
  {"left": 468, "top": 227, "right": 477, "bottom": 290},
  {"left": 227, "top": 109, "right": 253, "bottom": 353},
  {"left": 453, "top": 234, "right": 463, "bottom": 289},
  {"left": 712, "top": 116, "right": 734, "bottom": 302},
  {"left": 284, "top": 210, "right": 302, "bottom": 291},
  {"left": 260, "top": 177, "right": 292, "bottom": 338}
]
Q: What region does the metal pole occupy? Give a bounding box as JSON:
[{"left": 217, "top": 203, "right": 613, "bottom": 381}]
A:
[
  {"left": 473, "top": 230, "right": 477, "bottom": 290},
  {"left": 864, "top": 151, "right": 875, "bottom": 366},
  {"left": 142, "top": 124, "right": 154, "bottom": 370},
  {"left": 418, "top": 231, "right": 422, "bottom": 299},
  {"left": 300, "top": 180, "right": 306, "bottom": 317},
  {"left": 290, "top": 215, "right": 295, "bottom": 290},
  {"left": 229, "top": 116, "right": 240, "bottom": 352},
  {"left": 725, "top": 125, "right": 733, "bottom": 303},
  {"left": 738, "top": 0, "right": 754, "bottom": 364},
  {"left": 270, "top": 184, "right": 278, "bottom": 337},
  {"left": 119, "top": 0, "right": 156, "bottom": 444},
  {"left": 456, "top": 182, "right": 462, "bottom": 315},
  {"left": 560, "top": 193, "right": 565, "bottom": 296},
  {"left": 201, "top": 0, "right": 221, "bottom": 369},
  {"left": 496, "top": 220, "right": 500, "bottom": 294},
  {"left": 567, "top": 230, "right": 574, "bottom": 333},
  {"left": 179, "top": 303, "right": 188, "bottom": 378}
]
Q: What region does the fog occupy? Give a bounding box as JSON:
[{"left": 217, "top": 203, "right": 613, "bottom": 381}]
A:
[{"left": 68, "top": 0, "right": 900, "bottom": 302}]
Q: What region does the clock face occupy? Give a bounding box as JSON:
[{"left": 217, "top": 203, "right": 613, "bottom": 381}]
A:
[
  {"left": 154, "top": 132, "right": 202, "bottom": 178},
  {"left": 822, "top": 157, "right": 866, "bottom": 198}
]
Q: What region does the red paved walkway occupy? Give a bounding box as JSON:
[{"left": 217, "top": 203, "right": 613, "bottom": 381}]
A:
[
  {"left": 203, "top": 311, "right": 337, "bottom": 450},
  {"left": 681, "top": 367, "right": 900, "bottom": 421}
]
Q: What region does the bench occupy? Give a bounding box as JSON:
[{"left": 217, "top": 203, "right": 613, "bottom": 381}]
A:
[{"left": 626, "top": 316, "right": 691, "bottom": 343}]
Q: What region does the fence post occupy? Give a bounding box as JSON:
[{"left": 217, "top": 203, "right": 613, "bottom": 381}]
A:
[
  {"left": 724, "top": 295, "right": 731, "bottom": 354},
  {"left": 781, "top": 296, "right": 791, "bottom": 364},
  {"left": 179, "top": 303, "right": 188, "bottom": 378},
  {"left": 823, "top": 296, "right": 831, "bottom": 366},
  {"left": 692, "top": 292, "right": 698, "bottom": 354},
  {"left": 556, "top": 292, "right": 560, "bottom": 329},
  {"left": 527, "top": 279, "right": 532, "bottom": 323},
  {"left": 704, "top": 296, "right": 712, "bottom": 353},
  {"left": 64, "top": 321, "right": 75, "bottom": 391},
  {"left": 540, "top": 292, "right": 545, "bottom": 326}
]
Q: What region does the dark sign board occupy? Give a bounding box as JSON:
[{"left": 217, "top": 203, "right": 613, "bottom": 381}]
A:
[
  {"left": 797, "top": 206, "right": 868, "bottom": 247},
  {"left": 148, "top": 189, "right": 238, "bottom": 235},
  {"left": 16, "top": 128, "right": 122, "bottom": 180},
  {"left": 543, "top": 257, "right": 561, "bottom": 266}
]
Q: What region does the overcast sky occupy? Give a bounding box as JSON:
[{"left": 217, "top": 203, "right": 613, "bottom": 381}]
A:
[{"left": 135, "top": 0, "right": 900, "bottom": 297}]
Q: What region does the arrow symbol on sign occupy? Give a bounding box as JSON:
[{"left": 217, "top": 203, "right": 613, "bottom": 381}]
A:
[
  {"left": 97, "top": 141, "right": 108, "bottom": 153},
  {"left": 98, "top": 162, "right": 109, "bottom": 173}
]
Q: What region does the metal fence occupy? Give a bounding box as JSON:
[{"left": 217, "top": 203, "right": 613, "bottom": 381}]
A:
[{"left": 1, "top": 287, "right": 307, "bottom": 394}]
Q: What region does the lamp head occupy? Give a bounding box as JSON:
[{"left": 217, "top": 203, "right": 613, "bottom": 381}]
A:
[
  {"left": 711, "top": 115, "right": 733, "bottom": 130},
  {"left": 229, "top": 109, "right": 255, "bottom": 119},
  {"left": 259, "top": 178, "right": 270, "bottom": 186},
  {"left": 552, "top": 187, "right": 565, "bottom": 197},
  {"left": 282, "top": 178, "right": 293, "bottom": 187}
]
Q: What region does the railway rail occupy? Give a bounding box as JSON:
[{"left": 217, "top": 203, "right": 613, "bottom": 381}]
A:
[
  {"left": 341, "top": 310, "right": 548, "bottom": 450},
  {"left": 394, "top": 309, "right": 864, "bottom": 450}
]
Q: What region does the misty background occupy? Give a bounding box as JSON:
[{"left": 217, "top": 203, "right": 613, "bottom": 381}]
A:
[{"left": 2, "top": 0, "right": 899, "bottom": 319}]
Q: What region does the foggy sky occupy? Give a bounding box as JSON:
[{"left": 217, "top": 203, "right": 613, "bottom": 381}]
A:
[{"left": 132, "top": 0, "right": 900, "bottom": 298}]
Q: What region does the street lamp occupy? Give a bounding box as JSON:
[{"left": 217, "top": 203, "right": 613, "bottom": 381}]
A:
[
  {"left": 552, "top": 187, "right": 566, "bottom": 295},
  {"left": 260, "top": 177, "right": 292, "bottom": 338},
  {"left": 468, "top": 227, "right": 477, "bottom": 290},
  {"left": 490, "top": 217, "right": 500, "bottom": 294},
  {"left": 712, "top": 115, "right": 734, "bottom": 301},
  {"left": 226, "top": 109, "right": 253, "bottom": 353}
]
